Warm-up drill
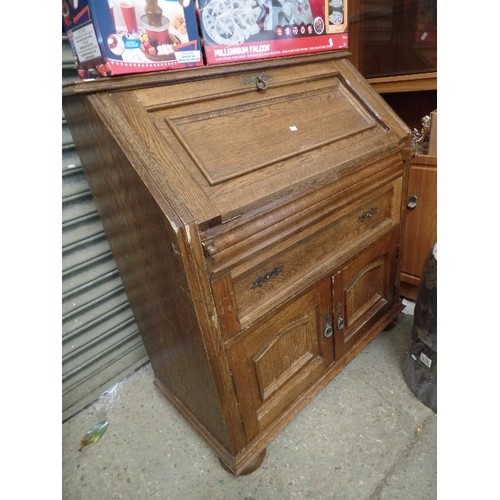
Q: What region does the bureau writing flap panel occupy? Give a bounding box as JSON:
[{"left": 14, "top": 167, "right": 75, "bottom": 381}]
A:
[{"left": 161, "top": 76, "right": 385, "bottom": 187}]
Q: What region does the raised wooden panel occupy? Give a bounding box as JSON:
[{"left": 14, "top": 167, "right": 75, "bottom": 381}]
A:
[
  {"left": 253, "top": 318, "right": 317, "bottom": 401},
  {"left": 159, "top": 78, "right": 380, "bottom": 186},
  {"left": 345, "top": 260, "right": 385, "bottom": 326},
  {"left": 226, "top": 283, "right": 332, "bottom": 440}
]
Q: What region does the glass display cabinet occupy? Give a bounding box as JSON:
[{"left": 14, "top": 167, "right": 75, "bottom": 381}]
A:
[
  {"left": 347, "top": 0, "right": 437, "bottom": 300},
  {"left": 348, "top": 0, "right": 436, "bottom": 130}
]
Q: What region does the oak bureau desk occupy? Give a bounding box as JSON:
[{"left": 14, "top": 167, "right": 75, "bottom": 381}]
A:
[{"left": 62, "top": 51, "right": 411, "bottom": 475}]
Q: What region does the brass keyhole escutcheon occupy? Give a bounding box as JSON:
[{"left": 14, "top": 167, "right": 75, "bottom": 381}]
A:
[
  {"left": 241, "top": 74, "right": 271, "bottom": 91},
  {"left": 255, "top": 76, "right": 268, "bottom": 91}
]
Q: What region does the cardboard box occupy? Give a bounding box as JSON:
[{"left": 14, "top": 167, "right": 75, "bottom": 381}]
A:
[
  {"left": 196, "top": 0, "right": 348, "bottom": 65},
  {"left": 62, "top": 0, "right": 203, "bottom": 79}
]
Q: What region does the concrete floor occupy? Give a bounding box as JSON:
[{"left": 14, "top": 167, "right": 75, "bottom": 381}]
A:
[{"left": 62, "top": 310, "right": 436, "bottom": 499}]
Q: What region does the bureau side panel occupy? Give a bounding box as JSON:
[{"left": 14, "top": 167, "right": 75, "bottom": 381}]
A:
[{"left": 62, "top": 95, "right": 231, "bottom": 450}]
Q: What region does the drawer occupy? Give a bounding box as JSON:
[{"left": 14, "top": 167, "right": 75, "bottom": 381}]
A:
[
  {"left": 212, "top": 176, "right": 403, "bottom": 340},
  {"left": 201, "top": 151, "right": 404, "bottom": 276}
]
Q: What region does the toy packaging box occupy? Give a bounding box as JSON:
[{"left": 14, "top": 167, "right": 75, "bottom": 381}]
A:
[
  {"left": 62, "top": 0, "right": 204, "bottom": 78},
  {"left": 196, "top": 0, "right": 348, "bottom": 65}
]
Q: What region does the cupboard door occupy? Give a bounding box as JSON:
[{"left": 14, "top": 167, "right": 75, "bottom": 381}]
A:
[
  {"left": 333, "top": 230, "right": 399, "bottom": 359},
  {"left": 226, "top": 281, "right": 333, "bottom": 441},
  {"left": 400, "top": 155, "right": 437, "bottom": 300}
]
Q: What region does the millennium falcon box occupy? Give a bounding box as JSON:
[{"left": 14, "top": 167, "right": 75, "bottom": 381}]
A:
[
  {"left": 197, "top": 0, "right": 348, "bottom": 65},
  {"left": 62, "top": 0, "right": 203, "bottom": 79}
]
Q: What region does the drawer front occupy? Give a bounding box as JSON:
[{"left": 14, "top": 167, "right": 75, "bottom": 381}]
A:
[{"left": 212, "top": 177, "right": 402, "bottom": 339}]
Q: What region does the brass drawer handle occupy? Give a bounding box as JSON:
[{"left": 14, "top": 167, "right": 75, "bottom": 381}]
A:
[
  {"left": 358, "top": 207, "right": 378, "bottom": 222},
  {"left": 250, "top": 265, "right": 283, "bottom": 289}
]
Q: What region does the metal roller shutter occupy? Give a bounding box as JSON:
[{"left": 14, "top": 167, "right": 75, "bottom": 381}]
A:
[{"left": 62, "top": 34, "right": 147, "bottom": 422}]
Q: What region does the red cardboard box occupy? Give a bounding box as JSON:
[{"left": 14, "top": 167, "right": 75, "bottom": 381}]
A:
[
  {"left": 62, "top": 0, "right": 203, "bottom": 79},
  {"left": 196, "top": 0, "right": 348, "bottom": 65}
]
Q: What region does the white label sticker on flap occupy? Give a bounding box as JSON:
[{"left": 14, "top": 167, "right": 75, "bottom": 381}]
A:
[
  {"left": 420, "top": 352, "right": 432, "bottom": 368},
  {"left": 289, "top": 126, "right": 298, "bottom": 131}
]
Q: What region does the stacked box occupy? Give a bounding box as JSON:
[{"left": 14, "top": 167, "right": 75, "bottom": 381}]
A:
[
  {"left": 196, "top": 0, "right": 348, "bottom": 65},
  {"left": 62, "top": 0, "right": 203, "bottom": 78}
]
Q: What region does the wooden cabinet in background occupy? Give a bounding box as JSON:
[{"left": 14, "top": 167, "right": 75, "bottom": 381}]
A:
[
  {"left": 400, "top": 154, "right": 437, "bottom": 301},
  {"left": 62, "top": 52, "right": 411, "bottom": 475}
]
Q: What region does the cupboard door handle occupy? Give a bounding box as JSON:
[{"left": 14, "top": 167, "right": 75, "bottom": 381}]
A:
[
  {"left": 407, "top": 195, "right": 418, "bottom": 209},
  {"left": 323, "top": 314, "right": 333, "bottom": 339},
  {"left": 336, "top": 303, "right": 345, "bottom": 331},
  {"left": 324, "top": 323, "right": 333, "bottom": 339}
]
